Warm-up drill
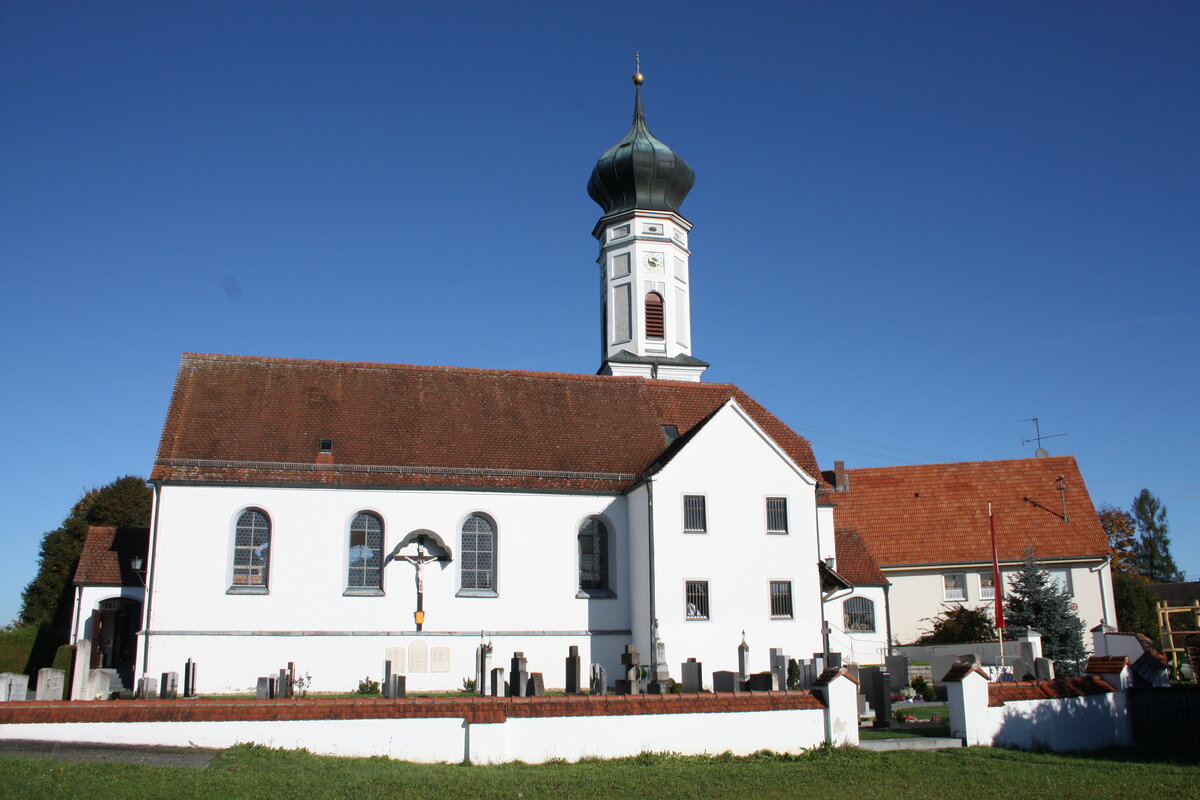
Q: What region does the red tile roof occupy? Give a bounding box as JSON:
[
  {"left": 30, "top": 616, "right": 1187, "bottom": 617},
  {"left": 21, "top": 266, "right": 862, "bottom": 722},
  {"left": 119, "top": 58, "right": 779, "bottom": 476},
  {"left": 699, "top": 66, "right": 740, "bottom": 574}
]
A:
[
  {"left": 152, "top": 354, "right": 822, "bottom": 493},
  {"left": 75, "top": 526, "right": 149, "bottom": 586},
  {"left": 825, "top": 457, "right": 1108, "bottom": 567},
  {"left": 987, "top": 676, "right": 1115, "bottom": 706},
  {"left": 834, "top": 528, "right": 888, "bottom": 585},
  {"left": 1085, "top": 656, "right": 1128, "bottom": 674},
  {"left": 941, "top": 662, "right": 990, "bottom": 683}
]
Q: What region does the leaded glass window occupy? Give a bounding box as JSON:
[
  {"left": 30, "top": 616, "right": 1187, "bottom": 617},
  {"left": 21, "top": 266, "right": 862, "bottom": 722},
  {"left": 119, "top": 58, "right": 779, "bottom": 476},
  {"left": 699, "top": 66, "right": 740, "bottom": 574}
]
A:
[
  {"left": 578, "top": 518, "right": 609, "bottom": 591},
  {"left": 348, "top": 512, "right": 384, "bottom": 590},
  {"left": 461, "top": 514, "right": 495, "bottom": 591},
  {"left": 844, "top": 596, "right": 875, "bottom": 631},
  {"left": 232, "top": 509, "right": 270, "bottom": 587}
]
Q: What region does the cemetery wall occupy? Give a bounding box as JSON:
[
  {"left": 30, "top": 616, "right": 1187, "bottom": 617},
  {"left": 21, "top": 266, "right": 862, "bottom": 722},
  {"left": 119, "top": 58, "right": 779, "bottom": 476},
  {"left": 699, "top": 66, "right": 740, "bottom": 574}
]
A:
[{"left": 0, "top": 693, "right": 835, "bottom": 763}]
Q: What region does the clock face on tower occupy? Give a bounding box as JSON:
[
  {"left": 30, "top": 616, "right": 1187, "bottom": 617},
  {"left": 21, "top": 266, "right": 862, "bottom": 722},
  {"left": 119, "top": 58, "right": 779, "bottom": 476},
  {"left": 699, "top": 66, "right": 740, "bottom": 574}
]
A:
[{"left": 643, "top": 252, "right": 665, "bottom": 273}]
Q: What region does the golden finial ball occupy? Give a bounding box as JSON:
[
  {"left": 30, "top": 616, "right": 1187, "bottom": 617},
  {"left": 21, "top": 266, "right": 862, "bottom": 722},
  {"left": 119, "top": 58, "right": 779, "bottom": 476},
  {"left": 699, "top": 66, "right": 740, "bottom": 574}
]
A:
[{"left": 632, "top": 72, "right": 645, "bottom": 85}]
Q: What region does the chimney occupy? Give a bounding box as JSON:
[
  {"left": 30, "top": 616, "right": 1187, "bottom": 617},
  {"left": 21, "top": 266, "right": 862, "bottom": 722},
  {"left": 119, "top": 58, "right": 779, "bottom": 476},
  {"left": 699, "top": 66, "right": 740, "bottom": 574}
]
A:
[{"left": 834, "top": 461, "right": 849, "bottom": 493}]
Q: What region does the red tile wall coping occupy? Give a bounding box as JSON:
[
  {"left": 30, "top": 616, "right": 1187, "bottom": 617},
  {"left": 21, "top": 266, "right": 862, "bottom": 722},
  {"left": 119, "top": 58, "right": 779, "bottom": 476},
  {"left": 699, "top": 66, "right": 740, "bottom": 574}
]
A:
[
  {"left": 986, "top": 676, "right": 1116, "bottom": 707},
  {"left": 0, "top": 692, "right": 824, "bottom": 726}
]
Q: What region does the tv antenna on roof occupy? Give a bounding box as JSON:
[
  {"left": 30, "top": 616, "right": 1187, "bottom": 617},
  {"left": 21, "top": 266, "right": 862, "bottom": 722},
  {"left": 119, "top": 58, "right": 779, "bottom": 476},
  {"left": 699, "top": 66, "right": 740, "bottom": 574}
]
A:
[{"left": 1020, "top": 417, "right": 1066, "bottom": 458}]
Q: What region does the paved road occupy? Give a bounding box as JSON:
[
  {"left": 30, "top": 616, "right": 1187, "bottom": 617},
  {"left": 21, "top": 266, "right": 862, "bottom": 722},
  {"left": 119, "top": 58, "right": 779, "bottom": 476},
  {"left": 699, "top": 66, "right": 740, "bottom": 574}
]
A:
[{"left": 0, "top": 739, "right": 218, "bottom": 768}]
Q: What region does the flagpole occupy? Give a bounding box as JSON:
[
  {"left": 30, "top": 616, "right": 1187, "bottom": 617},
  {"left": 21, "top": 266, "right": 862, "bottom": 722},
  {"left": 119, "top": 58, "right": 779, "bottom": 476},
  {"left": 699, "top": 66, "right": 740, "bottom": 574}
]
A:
[{"left": 989, "top": 502, "right": 1007, "bottom": 677}]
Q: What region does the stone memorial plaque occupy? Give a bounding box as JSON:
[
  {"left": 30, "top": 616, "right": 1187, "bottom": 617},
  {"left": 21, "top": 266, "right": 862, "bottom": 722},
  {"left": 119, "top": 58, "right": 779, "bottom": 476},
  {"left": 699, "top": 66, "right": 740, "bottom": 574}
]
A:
[
  {"left": 386, "top": 646, "right": 407, "bottom": 673},
  {"left": 408, "top": 641, "right": 428, "bottom": 673},
  {"left": 160, "top": 671, "right": 179, "bottom": 700},
  {"left": 36, "top": 668, "right": 65, "bottom": 701},
  {"left": 430, "top": 647, "right": 451, "bottom": 673}
]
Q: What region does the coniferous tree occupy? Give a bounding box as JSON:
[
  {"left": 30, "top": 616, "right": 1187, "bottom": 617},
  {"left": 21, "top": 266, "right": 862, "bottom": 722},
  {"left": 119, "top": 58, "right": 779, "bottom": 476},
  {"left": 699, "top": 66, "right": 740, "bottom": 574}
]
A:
[
  {"left": 1004, "top": 550, "right": 1087, "bottom": 675},
  {"left": 1131, "top": 489, "right": 1183, "bottom": 583}
]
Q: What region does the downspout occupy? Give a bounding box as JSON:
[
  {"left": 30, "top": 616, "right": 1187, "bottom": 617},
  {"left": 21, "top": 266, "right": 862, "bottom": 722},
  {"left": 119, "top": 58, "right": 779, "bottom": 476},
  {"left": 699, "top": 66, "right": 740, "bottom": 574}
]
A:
[
  {"left": 140, "top": 481, "right": 163, "bottom": 678},
  {"left": 1092, "top": 555, "right": 1113, "bottom": 626},
  {"left": 813, "top": 485, "right": 830, "bottom": 660},
  {"left": 646, "top": 477, "right": 658, "bottom": 677},
  {"left": 883, "top": 583, "right": 894, "bottom": 657},
  {"left": 71, "top": 586, "right": 83, "bottom": 645}
]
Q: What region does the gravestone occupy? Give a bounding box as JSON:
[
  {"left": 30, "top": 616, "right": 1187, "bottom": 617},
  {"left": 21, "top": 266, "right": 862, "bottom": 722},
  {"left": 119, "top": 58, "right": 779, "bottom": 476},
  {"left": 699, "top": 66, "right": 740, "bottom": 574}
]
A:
[
  {"left": 0, "top": 673, "right": 29, "bottom": 702},
  {"left": 136, "top": 676, "right": 158, "bottom": 700},
  {"left": 430, "top": 647, "right": 452, "bottom": 673},
  {"left": 1034, "top": 657, "right": 1055, "bottom": 681},
  {"left": 827, "top": 652, "right": 843, "bottom": 668},
  {"left": 769, "top": 648, "right": 787, "bottom": 690},
  {"left": 860, "top": 666, "right": 892, "bottom": 728},
  {"left": 509, "top": 652, "right": 529, "bottom": 698},
  {"left": 92, "top": 670, "right": 114, "bottom": 701},
  {"left": 71, "top": 641, "right": 92, "bottom": 700},
  {"left": 527, "top": 672, "right": 545, "bottom": 697},
  {"left": 490, "top": 667, "right": 505, "bottom": 697},
  {"left": 36, "top": 668, "right": 65, "bottom": 701},
  {"left": 183, "top": 658, "right": 198, "bottom": 698},
  {"left": 712, "top": 670, "right": 739, "bottom": 693},
  {"left": 160, "top": 671, "right": 179, "bottom": 700},
  {"left": 652, "top": 638, "right": 670, "bottom": 683},
  {"left": 737, "top": 638, "right": 750, "bottom": 682},
  {"left": 680, "top": 658, "right": 703, "bottom": 693},
  {"left": 885, "top": 655, "right": 909, "bottom": 688},
  {"left": 476, "top": 644, "right": 493, "bottom": 695},
  {"left": 256, "top": 677, "right": 274, "bottom": 699},
  {"left": 277, "top": 668, "right": 292, "bottom": 699},
  {"left": 616, "top": 644, "right": 641, "bottom": 695},
  {"left": 565, "top": 645, "right": 582, "bottom": 694},
  {"left": 386, "top": 675, "right": 406, "bottom": 698},
  {"left": 408, "top": 640, "right": 429, "bottom": 673},
  {"left": 744, "top": 672, "right": 773, "bottom": 691},
  {"left": 383, "top": 660, "right": 398, "bottom": 697},
  {"left": 589, "top": 663, "right": 607, "bottom": 696}
]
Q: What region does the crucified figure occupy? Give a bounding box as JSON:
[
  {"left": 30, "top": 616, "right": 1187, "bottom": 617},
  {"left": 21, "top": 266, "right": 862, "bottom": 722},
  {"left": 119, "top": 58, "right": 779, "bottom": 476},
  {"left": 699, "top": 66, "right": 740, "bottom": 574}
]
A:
[{"left": 391, "top": 536, "right": 448, "bottom": 631}]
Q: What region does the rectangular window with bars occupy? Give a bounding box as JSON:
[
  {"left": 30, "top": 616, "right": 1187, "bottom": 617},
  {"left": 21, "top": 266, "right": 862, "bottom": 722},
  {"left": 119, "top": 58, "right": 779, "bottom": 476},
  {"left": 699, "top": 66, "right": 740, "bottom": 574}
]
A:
[
  {"left": 685, "top": 580, "right": 709, "bottom": 620},
  {"left": 766, "top": 497, "right": 788, "bottom": 534},
  {"left": 769, "top": 581, "right": 794, "bottom": 619},
  {"left": 683, "top": 495, "right": 707, "bottom": 533}
]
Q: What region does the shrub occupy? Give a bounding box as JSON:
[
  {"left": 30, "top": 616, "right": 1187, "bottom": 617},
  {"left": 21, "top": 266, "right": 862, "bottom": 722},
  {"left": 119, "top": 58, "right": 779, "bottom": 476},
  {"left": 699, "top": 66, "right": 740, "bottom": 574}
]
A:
[
  {"left": 914, "top": 605, "right": 996, "bottom": 644},
  {"left": 357, "top": 676, "right": 380, "bottom": 695}
]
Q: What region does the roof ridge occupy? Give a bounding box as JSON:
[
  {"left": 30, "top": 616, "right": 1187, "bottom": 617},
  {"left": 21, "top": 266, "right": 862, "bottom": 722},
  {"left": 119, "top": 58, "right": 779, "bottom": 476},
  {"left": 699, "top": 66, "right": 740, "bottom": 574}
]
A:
[
  {"left": 844, "top": 455, "right": 1079, "bottom": 473},
  {"left": 179, "top": 352, "right": 739, "bottom": 389}
]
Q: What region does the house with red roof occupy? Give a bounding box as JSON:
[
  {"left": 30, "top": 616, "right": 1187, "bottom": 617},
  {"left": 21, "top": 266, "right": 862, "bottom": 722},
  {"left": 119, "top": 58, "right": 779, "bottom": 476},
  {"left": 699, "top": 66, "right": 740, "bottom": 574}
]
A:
[
  {"left": 70, "top": 525, "right": 149, "bottom": 689},
  {"left": 823, "top": 456, "right": 1115, "bottom": 646}
]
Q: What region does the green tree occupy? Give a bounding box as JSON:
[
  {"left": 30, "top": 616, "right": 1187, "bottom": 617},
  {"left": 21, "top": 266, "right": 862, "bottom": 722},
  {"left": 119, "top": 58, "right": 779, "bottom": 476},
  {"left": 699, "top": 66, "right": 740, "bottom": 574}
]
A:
[
  {"left": 1131, "top": 489, "right": 1183, "bottom": 583},
  {"left": 1112, "top": 572, "right": 1160, "bottom": 643},
  {"left": 914, "top": 605, "right": 997, "bottom": 644},
  {"left": 18, "top": 476, "right": 152, "bottom": 628},
  {"left": 1004, "top": 550, "right": 1087, "bottom": 675},
  {"left": 1098, "top": 505, "right": 1142, "bottom": 579}
]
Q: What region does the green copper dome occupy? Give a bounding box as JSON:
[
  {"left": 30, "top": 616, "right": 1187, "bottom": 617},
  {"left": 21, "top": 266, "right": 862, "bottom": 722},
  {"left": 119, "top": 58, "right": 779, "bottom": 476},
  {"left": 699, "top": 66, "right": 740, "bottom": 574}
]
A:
[{"left": 588, "top": 83, "right": 695, "bottom": 217}]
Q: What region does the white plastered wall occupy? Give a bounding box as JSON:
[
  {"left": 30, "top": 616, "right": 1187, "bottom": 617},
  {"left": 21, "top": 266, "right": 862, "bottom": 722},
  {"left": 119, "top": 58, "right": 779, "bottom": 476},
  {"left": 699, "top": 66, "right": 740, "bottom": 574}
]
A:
[
  {"left": 823, "top": 586, "right": 888, "bottom": 665},
  {"left": 885, "top": 560, "right": 1115, "bottom": 645},
  {"left": 143, "top": 485, "right": 632, "bottom": 692},
  {"left": 645, "top": 401, "right": 824, "bottom": 679},
  {"left": 71, "top": 585, "right": 145, "bottom": 644}
]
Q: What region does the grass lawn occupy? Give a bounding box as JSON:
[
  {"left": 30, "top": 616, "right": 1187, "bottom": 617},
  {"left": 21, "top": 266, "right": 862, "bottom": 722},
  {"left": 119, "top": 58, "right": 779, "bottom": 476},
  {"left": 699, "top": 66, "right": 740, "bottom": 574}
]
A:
[{"left": 1, "top": 743, "right": 1197, "bottom": 800}]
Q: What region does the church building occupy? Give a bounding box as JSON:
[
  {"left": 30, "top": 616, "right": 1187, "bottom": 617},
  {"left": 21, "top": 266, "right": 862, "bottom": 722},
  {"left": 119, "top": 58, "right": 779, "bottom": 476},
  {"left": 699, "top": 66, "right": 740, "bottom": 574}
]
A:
[{"left": 135, "top": 73, "right": 850, "bottom": 692}]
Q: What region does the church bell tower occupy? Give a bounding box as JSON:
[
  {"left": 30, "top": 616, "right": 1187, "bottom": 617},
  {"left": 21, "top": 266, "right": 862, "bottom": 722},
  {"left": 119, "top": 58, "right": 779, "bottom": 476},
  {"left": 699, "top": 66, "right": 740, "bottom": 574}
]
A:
[{"left": 588, "top": 68, "right": 707, "bottom": 382}]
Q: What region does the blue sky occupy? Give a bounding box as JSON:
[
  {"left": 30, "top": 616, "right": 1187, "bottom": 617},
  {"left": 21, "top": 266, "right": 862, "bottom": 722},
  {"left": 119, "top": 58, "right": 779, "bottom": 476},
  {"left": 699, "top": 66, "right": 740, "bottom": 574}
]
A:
[{"left": 2, "top": 2, "right": 1197, "bottom": 625}]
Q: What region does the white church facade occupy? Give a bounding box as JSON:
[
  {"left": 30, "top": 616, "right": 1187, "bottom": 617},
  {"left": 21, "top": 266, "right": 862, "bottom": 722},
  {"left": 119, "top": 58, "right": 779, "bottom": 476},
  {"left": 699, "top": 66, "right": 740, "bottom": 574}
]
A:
[{"left": 135, "top": 74, "right": 842, "bottom": 692}]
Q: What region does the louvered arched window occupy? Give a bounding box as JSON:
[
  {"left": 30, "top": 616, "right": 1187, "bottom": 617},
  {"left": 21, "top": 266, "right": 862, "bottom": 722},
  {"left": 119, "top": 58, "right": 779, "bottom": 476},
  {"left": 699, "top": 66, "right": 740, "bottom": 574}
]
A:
[{"left": 645, "top": 292, "right": 664, "bottom": 339}]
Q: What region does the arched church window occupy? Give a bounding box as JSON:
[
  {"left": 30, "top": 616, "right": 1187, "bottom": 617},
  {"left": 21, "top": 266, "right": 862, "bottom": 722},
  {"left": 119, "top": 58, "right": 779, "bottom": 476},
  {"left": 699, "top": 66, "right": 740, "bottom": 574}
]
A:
[
  {"left": 231, "top": 509, "right": 271, "bottom": 590},
  {"left": 578, "top": 517, "right": 609, "bottom": 593},
  {"left": 460, "top": 514, "right": 496, "bottom": 592},
  {"left": 844, "top": 596, "right": 875, "bottom": 632},
  {"left": 645, "top": 292, "right": 665, "bottom": 339},
  {"left": 347, "top": 512, "right": 384, "bottom": 593}
]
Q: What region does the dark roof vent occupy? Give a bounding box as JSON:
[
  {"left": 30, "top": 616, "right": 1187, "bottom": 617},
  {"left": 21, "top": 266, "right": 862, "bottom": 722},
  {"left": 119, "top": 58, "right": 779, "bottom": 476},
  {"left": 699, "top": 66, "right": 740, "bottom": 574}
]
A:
[
  {"left": 319, "top": 438, "right": 333, "bottom": 453},
  {"left": 661, "top": 424, "right": 680, "bottom": 444}
]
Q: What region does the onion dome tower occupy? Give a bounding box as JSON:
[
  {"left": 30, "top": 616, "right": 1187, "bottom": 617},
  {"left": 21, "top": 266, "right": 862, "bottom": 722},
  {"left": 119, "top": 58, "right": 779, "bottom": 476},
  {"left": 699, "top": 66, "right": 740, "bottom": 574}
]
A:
[{"left": 589, "top": 68, "right": 707, "bottom": 381}]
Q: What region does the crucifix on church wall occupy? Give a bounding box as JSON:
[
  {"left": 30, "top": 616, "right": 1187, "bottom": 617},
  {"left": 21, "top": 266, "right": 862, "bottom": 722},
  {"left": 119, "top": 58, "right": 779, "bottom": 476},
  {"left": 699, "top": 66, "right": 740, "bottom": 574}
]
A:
[{"left": 386, "top": 531, "right": 453, "bottom": 632}]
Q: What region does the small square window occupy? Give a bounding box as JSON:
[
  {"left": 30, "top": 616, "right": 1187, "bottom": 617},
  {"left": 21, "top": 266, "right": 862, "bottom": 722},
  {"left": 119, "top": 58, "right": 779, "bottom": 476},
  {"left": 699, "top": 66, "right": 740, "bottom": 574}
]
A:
[
  {"left": 769, "top": 581, "right": 793, "bottom": 619},
  {"left": 943, "top": 573, "right": 966, "bottom": 601},
  {"left": 766, "top": 497, "right": 788, "bottom": 534},
  {"left": 1048, "top": 569, "right": 1074, "bottom": 596},
  {"left": 685, "top": 580, "right": 709, "bottom": 620},
  {"left": 683, "top": 495, "right": 707, "bottom": 533},
  {"left": 319, "top": 438, "right": 333, "bottom": 453}
]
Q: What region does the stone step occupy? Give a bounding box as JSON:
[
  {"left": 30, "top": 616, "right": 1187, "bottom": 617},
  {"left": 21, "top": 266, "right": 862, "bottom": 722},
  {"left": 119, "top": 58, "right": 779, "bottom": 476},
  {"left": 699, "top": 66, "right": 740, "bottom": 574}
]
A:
[{"left": 858, "top": 737, "right": 963, "bottom": 751}]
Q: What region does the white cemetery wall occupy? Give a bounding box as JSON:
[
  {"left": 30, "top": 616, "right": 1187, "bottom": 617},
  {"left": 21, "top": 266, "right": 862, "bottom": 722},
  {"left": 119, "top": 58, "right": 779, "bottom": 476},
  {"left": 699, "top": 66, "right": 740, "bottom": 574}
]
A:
[
  {"left": 143, "top": 485, "right": 632, "bottom": 691},
  {"left": 647, "top": 402, "right": 824, "bottom": 679}
]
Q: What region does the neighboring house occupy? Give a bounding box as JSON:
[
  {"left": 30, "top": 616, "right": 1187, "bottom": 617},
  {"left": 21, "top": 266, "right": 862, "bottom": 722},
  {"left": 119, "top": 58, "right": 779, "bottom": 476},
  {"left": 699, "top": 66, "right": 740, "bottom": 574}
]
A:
[
  {"left": 137, "top": 78, "right": 835, "bottom": 693},
  {"left": 822, "top": 457, "right": 1115, "bottom": 645},
  {"left": 70, "top": 525, "right": 149, "bottom": 689}
]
